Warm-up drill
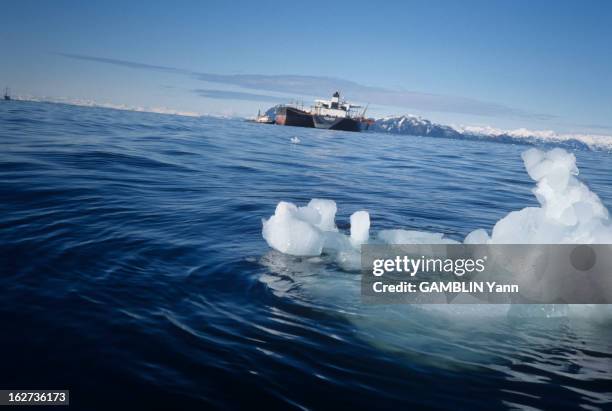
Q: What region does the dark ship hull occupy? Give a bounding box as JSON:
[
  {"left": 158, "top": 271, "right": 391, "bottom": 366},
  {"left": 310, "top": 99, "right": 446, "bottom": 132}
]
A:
[
  {"left": 312, "top": 115, "right": 361, "bottom": 132},
  {"left": 275, "top": 106, "right": 314, "bottom": 128}
]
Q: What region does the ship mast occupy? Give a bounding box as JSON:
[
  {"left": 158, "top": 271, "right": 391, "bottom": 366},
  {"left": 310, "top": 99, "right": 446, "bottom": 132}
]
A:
[{"left": 361, "top": 103, "right": 369, "bottom": 118}]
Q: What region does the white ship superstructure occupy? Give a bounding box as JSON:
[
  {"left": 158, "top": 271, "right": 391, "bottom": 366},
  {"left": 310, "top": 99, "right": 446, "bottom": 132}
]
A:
[
  {"left": 311, "top": 91, "right": 363, "bottom": 132},
  {"left": 312, "top": 91, "right": 360, "bottom": 118}
]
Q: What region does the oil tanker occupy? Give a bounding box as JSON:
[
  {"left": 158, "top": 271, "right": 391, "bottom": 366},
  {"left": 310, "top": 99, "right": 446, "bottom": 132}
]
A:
[
  {"left": 260, "top": 92, "right": 372, "bottom": 132},
  {"left": 311, "top": 91, "right": 363, "bottom": 132}
]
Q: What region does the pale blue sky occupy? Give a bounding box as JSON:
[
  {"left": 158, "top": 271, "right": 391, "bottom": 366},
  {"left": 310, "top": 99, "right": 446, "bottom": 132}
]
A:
[{"left": 1, "top": 0, "right": 611, "bottom": 133}]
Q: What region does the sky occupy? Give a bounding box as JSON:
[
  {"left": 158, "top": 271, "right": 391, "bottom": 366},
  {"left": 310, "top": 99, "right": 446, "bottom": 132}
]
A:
[{"left": 1, "top": 0, "right": 611, "bottom": 134}]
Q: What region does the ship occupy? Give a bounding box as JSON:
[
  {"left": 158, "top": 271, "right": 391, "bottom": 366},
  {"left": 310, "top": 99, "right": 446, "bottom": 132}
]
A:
[
  {"left": 264, "top": 92, "right": 371, "bottom": 131},
  {"left": 254, "top": 109, "right": 274, "bottom": 124},
  {"left": 3, "top": 87, "right": 10, "bottom": 101},
  {"left": 275, "top": 105, "right": 314, "bottom": 128},
  {"left": 311, "top": 91, "right": 364, "bottom": 132}
]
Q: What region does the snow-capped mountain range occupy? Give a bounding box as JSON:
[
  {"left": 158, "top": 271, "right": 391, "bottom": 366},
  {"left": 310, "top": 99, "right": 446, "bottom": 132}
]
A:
[
  {"left": 374, "top": 115, "right": 612, "bottom": 151},
  {"left": 369, "top": 115, "right": 461, "bottom": 139}
]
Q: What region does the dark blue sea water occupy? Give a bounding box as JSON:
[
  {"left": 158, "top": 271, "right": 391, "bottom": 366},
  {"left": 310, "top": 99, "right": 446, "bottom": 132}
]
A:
[{"left": 1, "top": 101, "right": 611, "bottom": 410}]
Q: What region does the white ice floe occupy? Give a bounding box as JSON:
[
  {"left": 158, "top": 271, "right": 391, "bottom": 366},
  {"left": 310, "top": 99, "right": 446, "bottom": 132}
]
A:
[
  {"left": 468, "top": 148, "right": 612, "bottom": 244},
  {"left": 263, "top": 148, "right": 612, "bottom": 260},
  {"left": 262, "top": 148, "right": 612, "bottom": 321},
  {"left": 262, "top": 201, "right": 326, "bottom": 257},
  {"left": 262, "top": 199, "right": 362, "bottom": 270}
]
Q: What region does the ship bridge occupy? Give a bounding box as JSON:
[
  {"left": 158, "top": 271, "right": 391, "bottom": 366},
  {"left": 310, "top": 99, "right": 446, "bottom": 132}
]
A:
[{"left": 313, "top": 91, "right": 361, "bottom": 118}]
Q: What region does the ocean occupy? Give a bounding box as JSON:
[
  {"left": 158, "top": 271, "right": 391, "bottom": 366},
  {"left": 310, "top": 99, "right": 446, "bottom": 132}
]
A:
[{"left": 1, "top": 100, "right": 611, "bottom": 410}]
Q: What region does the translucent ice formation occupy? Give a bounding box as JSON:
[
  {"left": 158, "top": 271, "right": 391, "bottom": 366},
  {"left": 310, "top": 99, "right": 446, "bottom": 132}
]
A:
[
  {"left": 262, "top": 148, "right": 612, "bottom": 320},
  {"left": 350, "top": 211, "right": 370, "bottom": 247},
  {"left": 262, "top": 200, "right": 335, "bottom": 256},
  {"left": 469, "top": 148, "right": 612, "bottom": 244},
  {"left": 261, "top": 147, "right": 612, "bottom": 340},
  {"left": 262, "top": 199, "right": 364, "bottom": 269},
  {"left": 262, "top": 195, "right": 465, "bottom": 269},
  {"left": 262, "top": 148, "right": 612, "bottom": 259}
]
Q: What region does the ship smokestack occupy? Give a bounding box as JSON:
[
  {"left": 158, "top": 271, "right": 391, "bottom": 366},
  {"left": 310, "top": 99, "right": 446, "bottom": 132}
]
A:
[{"left": 331, "top": 91, "right": 340, "bottom": 108}]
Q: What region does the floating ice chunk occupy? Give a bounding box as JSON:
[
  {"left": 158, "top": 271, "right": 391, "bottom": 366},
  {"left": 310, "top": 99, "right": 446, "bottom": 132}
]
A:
[
  {"left": 262, "top": 148, "right": 612, "bottom": 250},
  {"left": 262, "top": 201, "right": 325, "bottom": 256},
  {"left": 261, "top": 199, "right": 369, "bottom": 265},
  {"left": 262, "top": 147, "right": 612, "bottom": 282},
  {"left": 261, "top": 147, "right": 612, "bottom": 326},
  {"left": 350, "top": 211, "right": 370, "bottom": 247},
  {"left": 487, "top": 148, "right": 612, "bottom": 244},
  {"left": 262, "top": 199, "right": 351, "bottom": 257}
]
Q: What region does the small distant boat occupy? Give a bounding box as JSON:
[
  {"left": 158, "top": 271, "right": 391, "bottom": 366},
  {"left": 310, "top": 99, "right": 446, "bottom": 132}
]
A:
[
  {"left": 3, "top": 87, "right": 10, "bottom": 101},
  {"left": 254, "top": 109, "right": 274, "bottom": 124}
]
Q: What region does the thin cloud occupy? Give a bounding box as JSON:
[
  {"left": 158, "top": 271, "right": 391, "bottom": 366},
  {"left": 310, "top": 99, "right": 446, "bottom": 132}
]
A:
[
  {"left": 58, "top": 52, "right": 556, "bottom": 120},
  {"left": 193, "top": 88, "right": 287, "bottom": 103},
  {"left": 57, "top": 52, "right": 190, "bottom": 75}
]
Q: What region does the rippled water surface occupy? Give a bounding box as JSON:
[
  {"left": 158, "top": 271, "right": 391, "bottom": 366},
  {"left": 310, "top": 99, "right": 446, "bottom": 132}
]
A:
[{"left": 1, "top": 101, "right": 611, "bottom": 410}]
